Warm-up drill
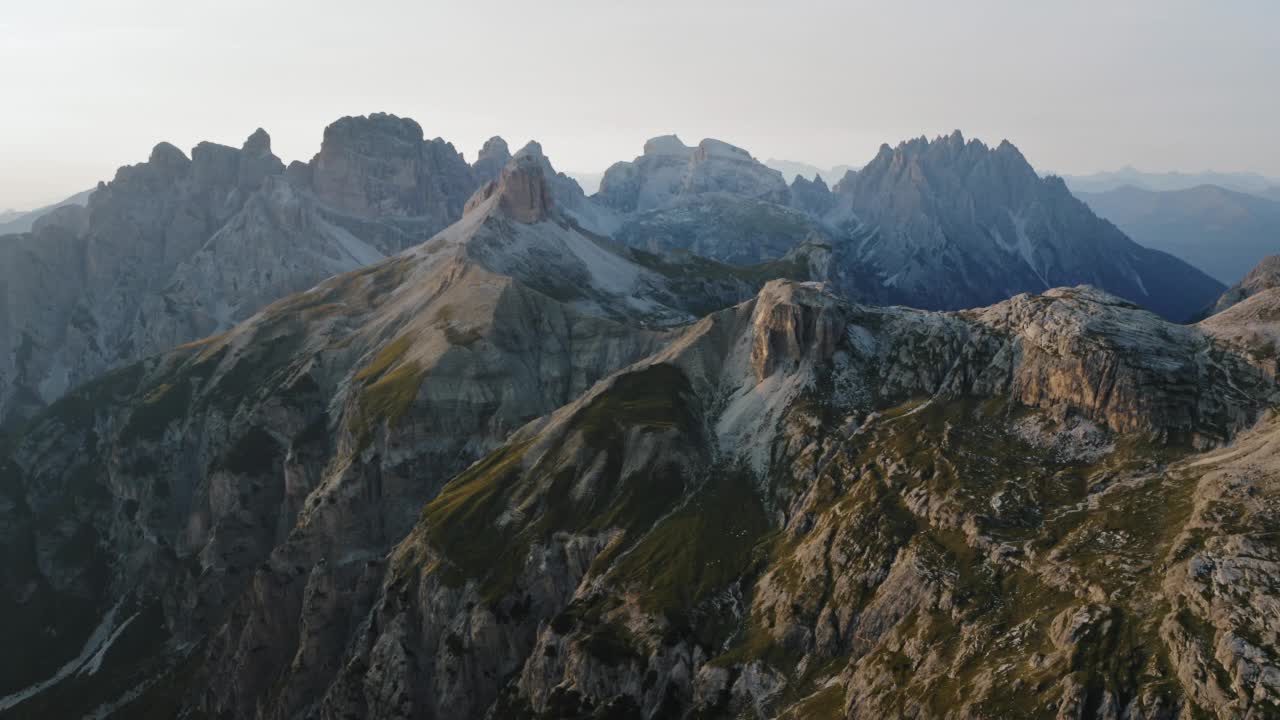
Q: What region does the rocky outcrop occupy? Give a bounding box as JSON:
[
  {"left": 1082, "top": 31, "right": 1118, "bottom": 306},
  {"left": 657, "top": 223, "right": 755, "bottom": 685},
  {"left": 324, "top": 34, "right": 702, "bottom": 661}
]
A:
[
  {"left": 466, "top": 152, "right": 555, "bottom": 223},
  {"left": 1158, "top": 418, "right": 1280, "bottom": 717},
  {"left": 1212, "top": 254, "right": 1280, "bottom": 314},
  {"left": 1199, "top": 286, "right": 1280, "bottom": 378},
  {"left": 824, "top": 131, "right": 1224, "bottom": 321},
  {"left": 304, "top": 281, "right": 1274, "bottom": 720}
]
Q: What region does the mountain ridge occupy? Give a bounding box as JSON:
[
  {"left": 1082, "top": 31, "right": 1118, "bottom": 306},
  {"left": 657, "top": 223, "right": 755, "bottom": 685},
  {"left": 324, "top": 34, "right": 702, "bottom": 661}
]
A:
[
  {"left": 0, "top": 120, "right": 1233, "bottom": 434},
  {"left": 1079, "top": 183, "right": 1280, "bottom": 284},
  {"left": 1062, "top": 166, "right": 1280, "bottom": 197},
  {"left": 6, "top": 257, "right": 1275, "bottom": 716}
]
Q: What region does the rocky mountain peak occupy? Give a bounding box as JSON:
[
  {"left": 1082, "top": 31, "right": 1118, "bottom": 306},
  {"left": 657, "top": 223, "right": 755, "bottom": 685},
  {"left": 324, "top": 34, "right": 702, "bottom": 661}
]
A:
[
  {"left": 855, "top": 132, "right": 1013, "bottom": 185},
  {"left": 824, "top": 132, "right": 1223, "bottom": 320},
  {"left": 498, "top": 154, "right": 555, "bottom": 223},
  {"left": 465, "top": 152, "right": 555, "bottom": 223},
  {"left": 513, "top": 139, "right": 545, "bottom": 160},
  {"left": 480, "top": 135, "right": 510, "bottom": 158},
  {"left": 307, "top": 112, "right": 477, "bottom": 222},
  {"left": 188, "top": 130, "right": 285, "bottom": 197},
  {"left": 642, "top": 134, "right": 692, "bottom": 157},
  {"left": 147, "top": 141, "right": 190, "bottom": 173},
  {"left": 789, "top": 173, "right": 834, "bottom": 215},
  {"left": 473, "top": 135, "right": 512, "bottom": 183},
  {"left": 242, "top": 127, "right": 272, "bottom": 156},
  {"left": 237, "top": 129, "right": 285, "bottom": 190}
]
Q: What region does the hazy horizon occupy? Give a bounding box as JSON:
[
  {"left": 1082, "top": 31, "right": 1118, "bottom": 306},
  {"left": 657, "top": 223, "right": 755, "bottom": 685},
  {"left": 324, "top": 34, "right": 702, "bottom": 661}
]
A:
[{"left": 3, "top": 0, "right": 1279, "bottom": 210}]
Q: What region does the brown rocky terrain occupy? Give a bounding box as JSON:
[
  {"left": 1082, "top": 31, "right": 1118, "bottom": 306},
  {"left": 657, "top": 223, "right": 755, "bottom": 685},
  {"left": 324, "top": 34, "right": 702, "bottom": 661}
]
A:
[
  {"left": 4, "top": 236, "right": 1277, "bottom": 718},
  {"left": 0, "top": 154, "right": 813, "bottom": 718},
  {"left": 1212, "top": 256, "right": 1280, "bottom": 315}
]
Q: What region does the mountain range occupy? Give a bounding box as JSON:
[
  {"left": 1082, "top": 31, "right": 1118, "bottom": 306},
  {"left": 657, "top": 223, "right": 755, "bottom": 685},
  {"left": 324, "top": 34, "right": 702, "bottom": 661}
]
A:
[
  {"left": 1061, "top": 166, "right": 1280, "bottom": 198},
  {"left": 2, "top": 122, "right": 1228, "bottom": 433},
  {"left": 0, "top": 116, "right": 481, "bottom": 431},
  {"left": 1, "top": 116, "right": 1278, "bottom": 719},
  {"left": 1080, "top": 184, "right": 1280, "bottom": 285}
]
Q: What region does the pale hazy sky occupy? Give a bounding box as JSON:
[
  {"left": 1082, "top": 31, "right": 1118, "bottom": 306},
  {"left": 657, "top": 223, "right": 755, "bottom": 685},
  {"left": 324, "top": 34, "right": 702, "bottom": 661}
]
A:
[{"left": 2, "top": 0, "right": 1278, "bottom": 209}]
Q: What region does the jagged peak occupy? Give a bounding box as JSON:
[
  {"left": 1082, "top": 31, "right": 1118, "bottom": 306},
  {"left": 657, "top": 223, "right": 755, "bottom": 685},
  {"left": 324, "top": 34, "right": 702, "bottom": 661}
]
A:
[
  {"left": 478, "top": 136, "right": 510, "bottom": 159},
  {"left": 995, "top": 138, "right": 1029, "bottom": 163},
  {"left": 472, "top": 136, "right": 514, "bottom": 184},
  {"left": 514, "top": 140, "right": 546, "bottom": 160},
  {"left": 853, "top": 132, "right": 1035, "bottom": 183},
  {"left": 243, "top": 128, "right": 272, "bottom": 155},
  {"left": 884, "top": 131, "right": 999, "bottom": 155},
  {"left": 791, "top": 173, "right": 830, "bottom": 192},
  {"left": 464, "top": 152, "right": 554, "bottom": 223},
  {"left": 1043, "top": 174, "right": 1070, "bottom": 192}
]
